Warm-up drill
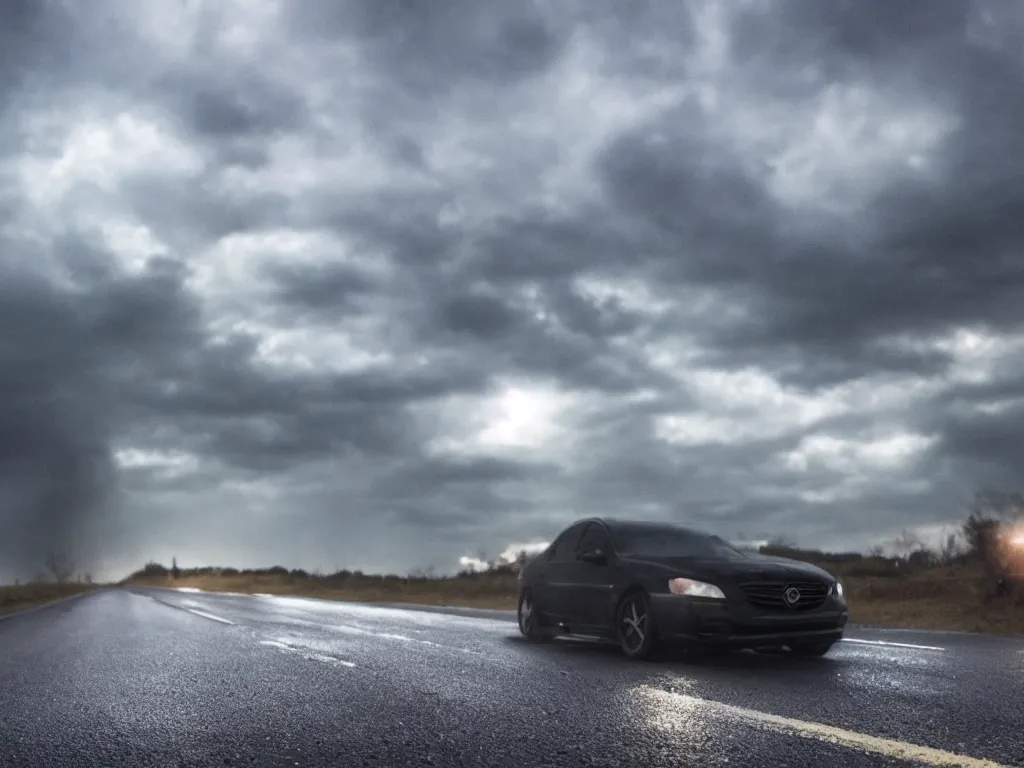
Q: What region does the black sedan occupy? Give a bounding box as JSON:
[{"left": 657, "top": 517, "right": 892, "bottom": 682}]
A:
[{"left": 517, "top": 517, "right": 848, "bottom": 659}]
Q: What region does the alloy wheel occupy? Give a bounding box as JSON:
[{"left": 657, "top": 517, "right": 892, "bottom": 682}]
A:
[
  {"left": 619, "top": 595, "right": 647, "bottom": 654},
  {"left": 518, "top": 591, "right": 549, "bottom": 642},
  {"left": 518, "top": 594, "right": 533, "bottom": 635}
]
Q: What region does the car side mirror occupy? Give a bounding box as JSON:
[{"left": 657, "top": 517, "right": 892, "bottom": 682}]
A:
[{"left": 579, "top": 548, "right": 607, "bottom": 565}]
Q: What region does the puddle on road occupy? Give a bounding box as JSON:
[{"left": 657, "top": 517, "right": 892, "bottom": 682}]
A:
[{"left": 271, "top": 616, "right": 499, "bottom": 660}]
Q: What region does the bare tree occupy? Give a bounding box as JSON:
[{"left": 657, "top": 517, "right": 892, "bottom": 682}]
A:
[
  {"left": 963, "top": 514, "right": 1001, "bottom": 562},
  {"left": 44, "top": 552, "right": 74, "bottom": 583},
  {"left": 962, "top": 489, "right": 1024, "bottom": 585},
  {"left": 907, "top": 548, "right": 935, "bottom": 568},
  {"left": 891, "top": 529, "right": 925, "bottom": 562},
  {"left": 969, "top": 489, "right": 1024, "bottom": 522},
  {"left": 939, "top": 531, "right": 962, "bottom": 563},
  {"left": 512, "top": 549, "right": 535, "bottom": 574}
]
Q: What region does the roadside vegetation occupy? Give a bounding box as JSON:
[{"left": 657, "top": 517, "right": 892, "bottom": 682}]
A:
[
  {"left": 0, "top": 554, "right": 101, "bottom": 617},
  {"left": 123, "top": 489, "right": 1024, "bottom": 635}
]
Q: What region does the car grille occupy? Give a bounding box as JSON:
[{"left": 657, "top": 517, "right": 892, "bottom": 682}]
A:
[{"left": 740, "top": 581, "right": 830, "bottom": 611}]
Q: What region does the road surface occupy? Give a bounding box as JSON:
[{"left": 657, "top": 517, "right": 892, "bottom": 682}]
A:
[{"left": 1, "top": 588, "right": 1022, "bottom": 767}]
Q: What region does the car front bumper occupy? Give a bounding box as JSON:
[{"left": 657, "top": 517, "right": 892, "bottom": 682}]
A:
[{"left": 650, "top": 593, "right": 847, "bottom": 649}]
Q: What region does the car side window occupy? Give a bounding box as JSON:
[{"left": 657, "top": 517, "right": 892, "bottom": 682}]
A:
[
  {"left": 550, "top": 524, "right": 586, "bottom": 561},
  {"left": 576, "top": 523, "right": 608, "bottom": 557}
]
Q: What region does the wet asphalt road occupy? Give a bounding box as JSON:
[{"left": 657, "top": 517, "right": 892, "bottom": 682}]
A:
[{"left": 1, "top": 589, "right": 1022, "bottom": 767}]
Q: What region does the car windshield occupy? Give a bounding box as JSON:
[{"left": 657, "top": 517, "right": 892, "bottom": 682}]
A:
[{"left": 612, "top": 526, "right": 745, "bottom": 558}]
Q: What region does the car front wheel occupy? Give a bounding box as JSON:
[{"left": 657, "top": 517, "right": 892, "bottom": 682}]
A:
[
  {"left": 518, "top": 590, "right": 549, "bottom": 642},
  {"left": 616, "top": 590, "right": 658, "bottom": 660}
]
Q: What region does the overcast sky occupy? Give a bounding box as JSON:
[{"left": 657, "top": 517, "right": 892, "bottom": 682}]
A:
[{"left": 2, "top": 0, "right": 1023, "bottom": 582}]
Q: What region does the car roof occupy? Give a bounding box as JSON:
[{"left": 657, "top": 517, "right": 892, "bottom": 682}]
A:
[{"left": 583, "top": 518, "right": 708, "bottom": 537}]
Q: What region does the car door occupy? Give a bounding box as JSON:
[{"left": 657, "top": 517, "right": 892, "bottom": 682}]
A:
[
  {"left": 538, "top": 522, "right": 587, "bottom": 624},
  {"left": 564, "top": 522, "right": 617, "bottom": 631}
]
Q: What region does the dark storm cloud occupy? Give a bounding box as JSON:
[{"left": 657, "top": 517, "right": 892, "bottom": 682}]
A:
[
  {"left": 123, "top": 175, "right": 294, "bottom": 248},
  {"left": 180, "top": 79, "right": 308, "bottom": 139},
  {"left": 377, "top": 455, "right": 565, "bottom": 524},
  {"left": 321, "top": 192, "right": 457, "bottom": 271},
  {"left": 0, "top": 257, "right": 116, "bottom": 575},
  {"left": 417, "top": 455, "right": 563, "bottom": 486},
  {"left": 269, "top": 198, "right": 672, "bottom": 394},
  {"left": 731, "top": 0, "right": 974, "bottom": 71},
  {"left": 936, "top": 404, "right": 1024, "bottom": 476},
  {"left": 6, "top": 0, "right": 1024, "bottom": 579},
  {"left": 424, "top": 285, "right": 673, "bottom": 395},
  {"left": 597, "top": 123, "right": 781, "bottom": 283},
  {"left": 115, "top": 315, "right": 493, "bottom": 475},
  {"left": 287, "top": 0, "right": 566, "bottom": 93},
  {"left": 264, "top": 261, "right": 381, "bottom": 320},
  {"left": 586, "top": 19, "right": 1024, "bottom": 387},
  {"left": 435, "top": 291, "right": 522, "bottom": 341},
  {"left": 159, "top": 67, "right": 311, "bottom": 172},
  {"left": 0, "top": 0, "right": 74, "bottom": 107},
  {"left": 201, "top": 405, "right": 405, "bottom": 472},
  {"left": 0, "top": 253, "right": 222, "bottom": 573},
  {"left": 470, "top": 209, "right": 628, "bottom": 284},
  {"left": 124, "top": 352, "right": 438, "bottom": 464},
  {"left": 237, "top": 2, "right": 1021, "bottom": 556}
]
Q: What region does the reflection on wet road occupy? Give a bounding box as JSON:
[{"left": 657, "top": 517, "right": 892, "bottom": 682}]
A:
[{"left": 1, "top": 588, "right": 1021, "bottom": 766}]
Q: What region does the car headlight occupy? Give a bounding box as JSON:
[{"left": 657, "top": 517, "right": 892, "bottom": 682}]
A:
[
  {"left": 668, "top": 578, "right": 726, "bottom": 599},
  {"left": 832, "top": 581, "right": 846, "bottom": 601}
]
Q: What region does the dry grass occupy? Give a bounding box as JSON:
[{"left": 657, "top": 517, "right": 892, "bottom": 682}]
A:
[
  {"left": 840, "top": 564, "right": 1024, "bottom": 634},
  {"left": 124, "top": 561, "right": 1024, "bottom": 635},
  {"left": 0, "top": 582, "right": 100, "bottom": 617}
]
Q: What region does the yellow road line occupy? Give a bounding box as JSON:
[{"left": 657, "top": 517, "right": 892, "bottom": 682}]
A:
[{"left": 641, "top": 687, "right": 1014, "bottom": 768}]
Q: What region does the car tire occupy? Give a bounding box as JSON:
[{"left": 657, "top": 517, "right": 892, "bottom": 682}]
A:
[
  {"left": 517, "top": 590, "right": 549, "bottom": 642},
  {"left": 616, "top": 590, "right": 658, "bottom": 660},
  {"left": 789, "top": 642, "right": 835, "bottom": 657}
]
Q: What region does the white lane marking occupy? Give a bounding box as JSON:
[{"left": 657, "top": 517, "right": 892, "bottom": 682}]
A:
[
  {"left": 175, "top": 587, "right": 203, "bottom": 593},
  {"left": 852, "top": 626, "right": 997, "bottom": 638},
  {"left": 184, "top": 608, "right": 234, "bottom": 625},
  {"left": 280, "top": 617, "right": 496, "bottom": 658},
  {"left": 643, "top": 687, "right": 1010, "bottom": 768},
  {"left": 842, "top": 638, "right": 945, "bottom": 652},
  {"left": 259, "top": 640, "right": 356, "bottom": 668},
  {"left": 253, "top": 593, "right": 274, "bottom": 598},
  {"left": 260, "top": 640, "right": 291, "bottom": 650},
  {"left": 261, "top": 595, "right": 514, "bottom": 634}
]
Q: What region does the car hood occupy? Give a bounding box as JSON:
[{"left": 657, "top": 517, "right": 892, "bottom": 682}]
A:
[{"left": 620, "top": 553, "right": 835, "bottom": 583}]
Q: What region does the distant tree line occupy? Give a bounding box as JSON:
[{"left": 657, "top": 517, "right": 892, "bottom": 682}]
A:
[
  {"left": 112, "top": 487, "right": 1024, "bottom": 590},
  {"left": 457, "top": 488, "right": 1024, "bottom": 584}
]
